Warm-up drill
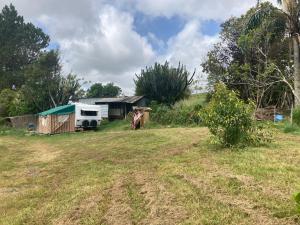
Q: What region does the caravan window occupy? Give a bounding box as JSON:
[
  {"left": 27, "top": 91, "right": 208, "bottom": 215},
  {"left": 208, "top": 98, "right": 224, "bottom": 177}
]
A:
[{"left": 81, "top": 110, "right": 98, "bottom": 116}]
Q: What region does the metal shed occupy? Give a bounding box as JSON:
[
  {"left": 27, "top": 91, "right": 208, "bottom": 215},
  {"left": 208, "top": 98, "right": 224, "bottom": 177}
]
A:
[
  {"left": 37, "top": 105, "right": 76, "bottom": 134},
  {"left": 78, "top": 96, "right": 147, "bottom": 120}
]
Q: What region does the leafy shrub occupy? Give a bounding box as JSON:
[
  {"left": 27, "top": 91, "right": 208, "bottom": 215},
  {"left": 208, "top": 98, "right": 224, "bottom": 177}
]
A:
[
  {"left": 246, "top": 122, "right": 274, "bottom": 146},
  {"left": 200, "top": 83, "right": 272, "bottom": 147},
  {"left": 0, "top": 89, "right": 31, "bottom": 117},
  {"left": 292, "top": 107, "right": 300, "bottom": 126},
  {"left": 150, "top": 97, "right": 203, "bottom": 126}
]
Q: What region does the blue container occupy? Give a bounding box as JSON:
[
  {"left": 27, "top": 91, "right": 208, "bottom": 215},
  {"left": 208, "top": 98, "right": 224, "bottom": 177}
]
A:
[{"left": 275, "top": 114, "right": 284, "bottom": 122}]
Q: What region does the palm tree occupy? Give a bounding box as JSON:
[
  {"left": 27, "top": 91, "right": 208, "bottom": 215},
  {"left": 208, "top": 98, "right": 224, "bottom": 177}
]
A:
[{"left": 248, "top": 0, "right": 300, "bottom": 106}]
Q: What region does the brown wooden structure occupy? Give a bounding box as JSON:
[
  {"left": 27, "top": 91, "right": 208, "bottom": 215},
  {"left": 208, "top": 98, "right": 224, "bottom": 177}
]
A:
[
  {"left": 37, "top": 113, "right": 76, "bottom": 134},
  {"left": 37, "top": 105, "right": 76, "bottom": 134},
  {"left": 5, "top": 114, "right": 38, "bottom": 129}
]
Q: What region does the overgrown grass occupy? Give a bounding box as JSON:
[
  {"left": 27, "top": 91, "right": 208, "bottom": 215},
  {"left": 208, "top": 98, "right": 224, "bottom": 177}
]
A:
[
  {"left": 151, "top": 93, "right": 206, "bottom": 126},
  {"left": 0, "top": 127, "right": 299, "bottom": 224},
  {"left": 0, "top": 126, "right": 27, "bottom": 136},
  {"left": 275, "top": 121, "right": 300, "bottom": 135}
]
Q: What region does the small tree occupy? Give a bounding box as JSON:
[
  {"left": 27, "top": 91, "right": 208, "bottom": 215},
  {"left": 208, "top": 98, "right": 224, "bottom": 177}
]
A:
[
  {"left": 86, "top": 82, "right": 122, "bottom": 98},
  {"left": 23, "top": 50, "right": 83, "bottom": 112},
  {"left": 135, "top": 61, "right": 194, "bottom": 105},
  {"left": 201, "top": 83, "right": 256, "bottom": 147},
  {"left": 0, "top": 89, "right": 17, "bottom": 117},
  {"left": 0, "top": 89, "right": 30, "bottom": 117}
]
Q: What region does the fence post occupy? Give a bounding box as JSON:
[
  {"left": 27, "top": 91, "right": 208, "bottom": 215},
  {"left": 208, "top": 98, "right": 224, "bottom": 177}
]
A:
[
  {"left": 291, "top": 105, "right": 293, "bottom": 124},
  {"left": 273, "top": 107, "right": 276, "bottom": 124}
]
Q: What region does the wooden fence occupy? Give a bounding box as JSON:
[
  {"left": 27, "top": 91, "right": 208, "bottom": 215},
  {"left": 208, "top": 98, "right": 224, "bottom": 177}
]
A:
[{"left": 6, "top": 114, "right": 38, "bottom": 129}]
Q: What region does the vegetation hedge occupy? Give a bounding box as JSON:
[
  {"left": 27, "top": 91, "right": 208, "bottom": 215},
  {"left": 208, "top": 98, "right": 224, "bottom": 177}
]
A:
[{"left": 150, "top": 94, "right": 205, "bottom": 126}]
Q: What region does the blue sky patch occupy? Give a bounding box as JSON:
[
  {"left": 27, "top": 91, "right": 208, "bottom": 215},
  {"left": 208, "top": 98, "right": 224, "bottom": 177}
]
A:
[
  {"left": 48, "top": 42, "right": 60, "bottom": 50},
  {"left": 200, "top": 20, "right": 221, "bottom": 36},
  {"left": 133, "top": 13, "right": 220, "bottom": 52},
  {"left": 133, "top": 13, "right": 185, "bottom": 51}
]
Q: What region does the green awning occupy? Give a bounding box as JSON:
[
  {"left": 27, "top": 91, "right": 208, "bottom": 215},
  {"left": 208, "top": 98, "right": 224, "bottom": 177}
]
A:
[{"left": 39, "top": 104, "right": 75, "bottom": 116}]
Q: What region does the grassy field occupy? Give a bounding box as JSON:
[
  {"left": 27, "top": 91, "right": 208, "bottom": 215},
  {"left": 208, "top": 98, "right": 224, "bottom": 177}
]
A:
[{"left": 0, "top": 126, "right": 300, "bottom": 225}]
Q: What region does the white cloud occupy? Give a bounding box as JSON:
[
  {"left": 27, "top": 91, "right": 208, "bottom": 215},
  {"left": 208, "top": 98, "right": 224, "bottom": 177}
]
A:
[
  {"left": 120, "top": 0, "right": 278, "bottom": 20},
  {"left": 162, "top": 20, "right": 218, "bottom": 69},
  {"left": 59, "top": 6, "right": 154, "bottom": 76},
  {"left": 157, "top": 20, "right": 219, "bottom": 91},
  {"left": 0, "top": 1, "right": 155, "bottom": 93},
  {"left": 0, "top": 0, "right": 280, "bottom": 94}
]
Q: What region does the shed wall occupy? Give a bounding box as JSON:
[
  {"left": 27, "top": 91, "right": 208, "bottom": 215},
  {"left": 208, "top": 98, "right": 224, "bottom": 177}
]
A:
[{"left": 38, "top": 113, "right": 75, "bottom": 134}]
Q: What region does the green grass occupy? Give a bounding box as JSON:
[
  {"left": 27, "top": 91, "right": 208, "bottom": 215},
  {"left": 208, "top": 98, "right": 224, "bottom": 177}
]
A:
[
  {"left": 173, "top": 93, "right": 207, "bottom": 109},
  {"left": 0, "top": 127, "right": 299, "bottom": 224},
  {"left": 0, "top": 126, "right": 27, "bottom": 136},
  {"left": 97, "top": 119, "right": 131, "bottom": 132},
  {"left": 274, "top": 122, "right": 300, "bottom": 135},
  {"left": 97, "top": 119, "right": 164, "bottom": 132}
]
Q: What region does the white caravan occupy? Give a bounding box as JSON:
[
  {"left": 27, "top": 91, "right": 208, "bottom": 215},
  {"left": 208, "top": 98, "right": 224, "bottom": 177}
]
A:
[{"left": 73, "top": 103, "right": 102, "bottom": 129}]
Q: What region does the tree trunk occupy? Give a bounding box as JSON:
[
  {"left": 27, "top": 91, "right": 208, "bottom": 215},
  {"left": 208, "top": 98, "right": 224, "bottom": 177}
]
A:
[{"left": 293, "top": 35, "right": 300, "bottom": 106}]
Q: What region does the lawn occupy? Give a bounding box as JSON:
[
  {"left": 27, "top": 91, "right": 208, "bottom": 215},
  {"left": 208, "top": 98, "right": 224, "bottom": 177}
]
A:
[{"left": 0, "top": 126, "right": 300, "bottom": 225}]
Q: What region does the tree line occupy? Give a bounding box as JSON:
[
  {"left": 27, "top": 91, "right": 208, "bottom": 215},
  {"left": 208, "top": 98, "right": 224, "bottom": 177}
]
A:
[
  {"left": 0, "top": 3, "right": 201, "bottom": 118},
  {"left": 0, "top": 4, "right": 123, "bottom": 117},
  {"left": 202, "top": 1, "right": 300, "bottom": 109}
]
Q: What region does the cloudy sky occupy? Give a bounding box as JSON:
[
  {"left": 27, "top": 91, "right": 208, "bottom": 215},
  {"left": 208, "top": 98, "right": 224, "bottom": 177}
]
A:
[{"left": 0, "top": 0, "right": 277, "bottom": 94}]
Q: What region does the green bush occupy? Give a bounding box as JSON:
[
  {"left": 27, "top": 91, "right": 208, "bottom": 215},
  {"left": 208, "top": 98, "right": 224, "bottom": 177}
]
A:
[
  {"left": 200, "top": 83, "right": 272, "bottom": 147},
  {"left": 0, "top": 89, "right": 31, "bottom": 117},
  {"left": 292, "top": 107, "right": 300, "bottom": 126},
  {"left": 150, "top": 97, "right": 203, "bottom": 126}
]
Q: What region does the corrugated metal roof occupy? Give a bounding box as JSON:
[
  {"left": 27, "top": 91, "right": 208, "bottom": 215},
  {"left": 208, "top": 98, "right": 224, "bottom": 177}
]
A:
[
  {"left": 122, "top": 96, "right": 145, "bottom": 103},
  {"left": 95, "top": 97, "right": 126, "bottom": 103},
  {"left": 79, "top": 96, "right": 145, "bottom": 104}
]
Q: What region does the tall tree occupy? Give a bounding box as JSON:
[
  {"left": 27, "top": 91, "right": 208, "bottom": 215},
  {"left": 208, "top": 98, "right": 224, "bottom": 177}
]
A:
[
  {"left": 0, "top": 4, "right": 50, "bottom": 90},
  {"left": 203, "top": 2, "right": 293, "bottom": 108},
  {"left": 86, "top": 83, "right": 122, "bottom": 98},
  {"left": 248, "top": 0, "right": 300, "bottom": 106},
  {"left": 22, "top": 50, "right": 83, "bottom": 112},
  {"left": 135, "top": 61, "right": 194, "bottom": 105}
]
